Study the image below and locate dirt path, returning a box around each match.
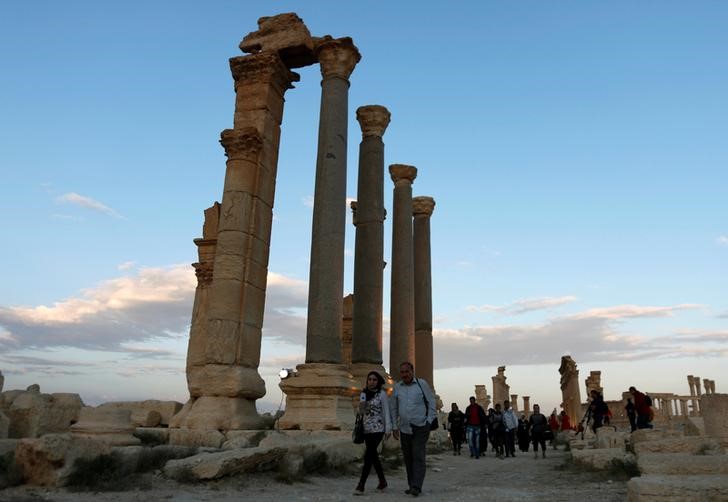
[3,447,628,501]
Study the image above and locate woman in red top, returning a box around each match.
[559,411,571,431]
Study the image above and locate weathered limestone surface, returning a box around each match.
[168,428,225,448]
[14,433,111,487]
[633,437,724,455]
[4,389,83,438]
[684,416,706,436]
[134,427,170,446]
[571,447,637,471]
[628,474,728,501]
[559,356,582,427]
[413,196,435,391]
[164,445,287,480]
[0,411,8,439]
[596,427,629,449]
[70,407,140,446]
[637,452,728,475]
[97,400,183,427]
[491,366,510,407]
[701,393,728,447]
[630,428,682,445]
[239,12,315,68]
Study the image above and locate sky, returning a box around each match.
[1,1,727,416]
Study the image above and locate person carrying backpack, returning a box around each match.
[629,386,654,430]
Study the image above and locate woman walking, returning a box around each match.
[447,402,466,455]
[355,371,392,495]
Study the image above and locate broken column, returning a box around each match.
[389,164,417,373]
[279,36,361,430]
[510,394,519,413]
[491,366,510,407]
[475,385,491,410]
[413,196,436,390]
[174,14,310,431]
[559,356,582,426]
[523,396,531,417]
[350,105,390,385]
[585,370,602,396]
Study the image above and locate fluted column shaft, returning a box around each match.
[413,196,435,388]
[306,38,360,363]
[389,164,417,372]
[351,105,390,366]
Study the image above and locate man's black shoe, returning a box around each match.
[411,488,421,497]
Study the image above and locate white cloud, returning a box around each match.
[717,235,728,246]
[565,304,702,321]
[467,296,577,315]
[302,195,314,208]
[57,192,125,219]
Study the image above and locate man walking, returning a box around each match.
[391,362,437,497]
[502,400,518,458]
[464,396,486,458]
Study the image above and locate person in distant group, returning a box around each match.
[502,400,518,458]
[625,398,637,432]
[391,362,437,497]
[447,402,465,456]
[529,404,549,459]
[547,410,560,449]
[479,410,490,456]
[559,410,571,431]
[629,386,654,430]
[490,405,506,459]
[354,371,391,494]
[464,396,487,459]
[588,390,609,433]
[517,414,530,452]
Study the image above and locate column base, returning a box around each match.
[168,396,265,431]
[278,363,358,430]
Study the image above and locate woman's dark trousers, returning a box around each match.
[359,432,385,486]
[532,432,546,452]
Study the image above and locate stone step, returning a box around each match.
[627,474,728,501]
[637,452,728,476]
[634,437,724,456]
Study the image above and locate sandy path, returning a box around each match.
[3,447,628,501]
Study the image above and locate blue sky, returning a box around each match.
[1,1,726,414]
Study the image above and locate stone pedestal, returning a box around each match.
[278,364,359,430]
[702,393,728,447]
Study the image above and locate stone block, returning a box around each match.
[96,400,182,427]
[634,437,724,455]
[571,447,637,471]
[685,416,706,436]
[221,430,267,450]
[637,452,728,475]
[627,474,728,501]
[702,394,728,447]
[239,13,315,68]
[70,407,140,446]
[6,390,83,438]
[14,433,111,487]
[596,427,629,449]
[630,428,681,445]
[134,427,170,446]
[163,445,285,481]
[168,428,225,448]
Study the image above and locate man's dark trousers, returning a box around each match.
[401,424,430,491]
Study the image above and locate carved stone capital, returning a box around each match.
[412,196,435,217]
[356,105,390,138]
[229,53,300,93]
[193,261,214,287]
[220,128,262,161]
[315,36,361,81]
[389,164,417,185]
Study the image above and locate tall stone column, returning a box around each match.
[350,105,391,387]
[559,356,582,425]
[389,164,417,373]
[413,196,436,391]
[510,394,519,413]
[523,396,531,418]
[695,376,703,414]
[279,37,361,430]
[688,375,698,416]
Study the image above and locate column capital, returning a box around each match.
[389,164,417,185]
[230,53,300,93]
[315,36,361,81]
[356,105,391,138]
[412,196,436,217]
[220,128,263,161]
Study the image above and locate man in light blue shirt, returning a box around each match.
[391,361,436,497]
[502,399,519,458]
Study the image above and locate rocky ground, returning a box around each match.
[1,446,628,501]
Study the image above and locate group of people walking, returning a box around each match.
[447,399,566,459]
[353,364,656,497]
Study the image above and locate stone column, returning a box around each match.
[341,294,354,367]
[559,356,582,425]
[389,164,417,373]
[688,375,698,416]
[523,396,531,417]
[279,37,361,430]
[695,376,703,415]
[680,398,688,416]
[703,378,711,395]
[492,366,510,407]
[475,385,490,410]
[413,196,436,390]
[702,394,728,447]
[350,105,391,387]
[510,394,519,413]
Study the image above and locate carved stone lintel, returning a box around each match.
[412,196,436,217]
[229,53,300,93]
[389,164,417,185]
[220,128,263,161]
[356,105,391,138]
[315,36,361,81]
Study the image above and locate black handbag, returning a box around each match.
[353,414,365,444]
[415,379,439,431]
